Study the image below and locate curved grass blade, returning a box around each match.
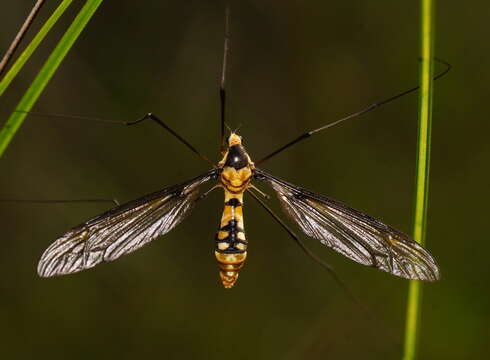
[0,0,104,158]
[0,0,74,97]
[403,0,436,359]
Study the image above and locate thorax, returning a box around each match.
[218,144,254,193]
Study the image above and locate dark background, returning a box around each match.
[0,1,488,359]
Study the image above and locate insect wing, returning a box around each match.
[38,169,218,277]
[254,169,439,281]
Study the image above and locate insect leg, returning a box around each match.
[248,184,270,200]
[256,58,452,165]
[247,189,401,343]
[197,184,222,201]
[0,198,120,206]
[247,189,354,298]
[127,113,215,166]
[15,110,215,167]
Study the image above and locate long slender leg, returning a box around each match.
[247,189,400,342]
[15,110,215,167]
[219,5,230,154]
[248,184,270,199]
[0,0,46,77]
[256,58,452,165]
[0,198,119,206]
[127,113,215,166]
[246,189,357,301]
[197,184,221,201]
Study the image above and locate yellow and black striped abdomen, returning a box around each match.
[215,194,248,288]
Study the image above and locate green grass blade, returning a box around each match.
[0,0,74,97]
[403,0,436,359]
[0,0,103,158]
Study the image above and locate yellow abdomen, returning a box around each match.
[215,252,247,288]
[215,192,248,288]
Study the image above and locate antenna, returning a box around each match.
[220,5,230,153]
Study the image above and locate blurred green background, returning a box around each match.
[0,1,488,359]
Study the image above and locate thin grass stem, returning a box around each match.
[0,0,103,158]
[403,0,436,359]
[0,0,74,97]
[0,0,47,78]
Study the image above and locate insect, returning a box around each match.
[36,9,445,288]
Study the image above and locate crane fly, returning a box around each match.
[36,8,445,288]
[37,131,440,286]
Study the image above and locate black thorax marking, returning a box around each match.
[224,145,249,170]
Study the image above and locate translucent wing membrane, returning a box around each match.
[38,170,218,277]
[254,169,439,281]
